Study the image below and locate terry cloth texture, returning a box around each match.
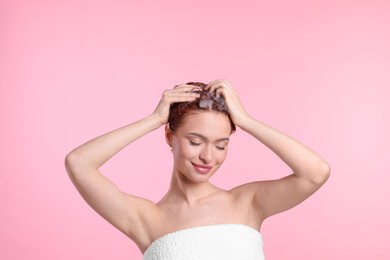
[143,224,264,260]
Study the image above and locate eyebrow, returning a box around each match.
[187,132,230,142]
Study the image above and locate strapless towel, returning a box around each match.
[143,224,264,260]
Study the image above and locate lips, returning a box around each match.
[191,162,213,174]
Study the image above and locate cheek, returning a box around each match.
[216,151,228,163]
[172,140,197,159]
[215,145,229,163]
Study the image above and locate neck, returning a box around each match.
[164,169,218,206]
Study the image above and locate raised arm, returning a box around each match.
[205,80,331,219]
[65,85,200,243]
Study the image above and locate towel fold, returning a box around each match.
[143,224,264,260]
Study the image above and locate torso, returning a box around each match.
[136,187,263,253]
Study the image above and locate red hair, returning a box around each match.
[168,82,236,134]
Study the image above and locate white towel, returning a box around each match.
[143,224,264,260]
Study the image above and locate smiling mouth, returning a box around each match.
[191,162,213,174]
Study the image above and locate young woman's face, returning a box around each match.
[169,111,232,183]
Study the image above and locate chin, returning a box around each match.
[182,171,214,184]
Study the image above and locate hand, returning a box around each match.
[151,84,200,126]
[205,79,251,127]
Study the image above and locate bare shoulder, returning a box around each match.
[229,181,267,201]
[225,183,266,226]
[229,173,329,219]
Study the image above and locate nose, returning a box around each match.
[199,144,213,164]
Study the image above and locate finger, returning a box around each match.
[206,79,232,93]
[204,79,224,90]
[208,79,232,87]
[171,92,201,98]
[173,83,185,89]
[207,79,225,86]
[163,90,200,105]
[173,84,202,92]
[169,95,200,106]
[174,83,201,88]
[215,87,224,98]
[170,96,200,104]
[207,83,224,94]
[164,91,200,100]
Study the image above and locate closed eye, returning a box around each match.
[215,145,226,150]
[189,140,201,146]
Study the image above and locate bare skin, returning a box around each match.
[65,80,330,253]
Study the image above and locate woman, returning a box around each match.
[65,79,330,259]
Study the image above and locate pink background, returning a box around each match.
[1,0,389,259]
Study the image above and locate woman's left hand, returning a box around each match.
[205,79,251,128]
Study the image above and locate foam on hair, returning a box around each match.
[168,82,236,134]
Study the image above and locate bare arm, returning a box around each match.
[66,115,161,171]
[206,80,330,219]
[65,85,200,241]
[65,115,163,236]
[236,117,330,218]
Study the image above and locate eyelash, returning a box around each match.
[189,141,201,146]
[189,141,225,150]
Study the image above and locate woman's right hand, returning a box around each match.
[151,84,200,126]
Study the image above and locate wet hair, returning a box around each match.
[168,82,236,134]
